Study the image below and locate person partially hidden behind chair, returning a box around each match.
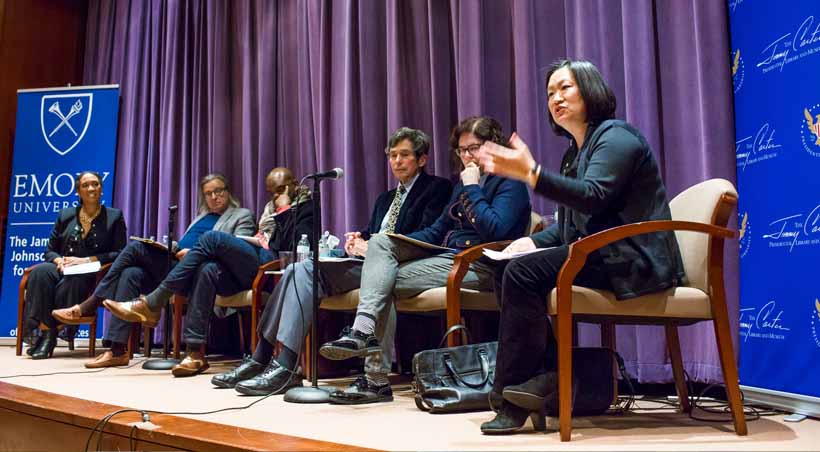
[211,126,453,397]
[474,59,686,434]
[103,168,312,377]
[317,116,532,404]
[23,171,126,360]
[52,173,255,368]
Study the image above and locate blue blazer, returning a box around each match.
[362,171,453,239]
[409,175,531,249]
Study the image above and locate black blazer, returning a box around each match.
[530,119,686,300]
[44,206,127,265]
[267,198,315,253]
[362,171,453,239]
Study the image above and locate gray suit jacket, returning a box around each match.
[183,206,256,238]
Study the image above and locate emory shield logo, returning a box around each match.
[40,93,93,156]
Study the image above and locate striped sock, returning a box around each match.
[352,313,376,335]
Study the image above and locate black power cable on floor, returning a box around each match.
[0,357,148,379]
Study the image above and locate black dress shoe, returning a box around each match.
[234,361,302,396]
[26,334,45,357]
[480,401,546,435]
[329,376,393,405]
[319,326,380,361]
[211,357,265,388]
[31,329,57,360]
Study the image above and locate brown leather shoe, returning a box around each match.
[85,350,130,368]
[103,297,160,328]
[52,305,95,325]
[171,352,210,378]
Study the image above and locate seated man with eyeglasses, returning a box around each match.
[53,173,256,369]
[318,116,531,405]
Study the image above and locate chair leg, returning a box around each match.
[15,296,25,357]
[89,317,97,357]
[303,333,314,381]
[711,305,748,435]
[556,311,574,442]
[144,327,153,358]
[237,312,246,355]
[665,323,691,413]
[128,324,138,360]
[173,299,183,360]
[601,321,619,404]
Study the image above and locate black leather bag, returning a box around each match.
[412,325,496,413]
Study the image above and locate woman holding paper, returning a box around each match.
[476,59,686,434]
[23,171,126,360]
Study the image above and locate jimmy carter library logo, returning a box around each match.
[738,212,751,258]
[732,49,744,93]
[802,104,820,157]
[735,121,783,170]
[739,299,790,343]
[763,203,820,252]
[40,93,93,156]
[811,299,820,349]
[756,14,820,74]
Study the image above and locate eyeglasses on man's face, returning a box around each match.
[454,142,483,156]
[204,187,227,198]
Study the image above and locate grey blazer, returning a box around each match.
[184,206,256,238]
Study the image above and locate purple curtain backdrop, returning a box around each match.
[83,0,738,384]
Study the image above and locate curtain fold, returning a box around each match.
[84,0,737,383]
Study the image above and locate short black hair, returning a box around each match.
[545,59,617,138]
[75,171,102,190]
[448,116,507,150]
[385,127,430,159]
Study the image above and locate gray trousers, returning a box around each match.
[256,258,397,375]
[356,234,496,377]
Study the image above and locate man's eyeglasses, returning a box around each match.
[204,187,227,198]
[454,142,483,156]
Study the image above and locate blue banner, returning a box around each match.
[1,85,120,341]
[728,1,820,410]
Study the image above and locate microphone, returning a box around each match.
[306,168,344,180]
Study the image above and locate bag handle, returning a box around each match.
[438,324,470,348]
[443,348,490,388]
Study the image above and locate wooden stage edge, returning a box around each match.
[0,381,379,452]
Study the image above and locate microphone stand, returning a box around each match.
[143,205,181,370]
[284,177,336,403]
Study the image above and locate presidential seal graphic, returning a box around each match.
[811,299,820,349]
[731,49,744,93]
[738,212,751,258]
[40,93,93,156]
[802,104,820,158]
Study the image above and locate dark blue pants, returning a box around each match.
[94,241,172,343]
[159,230,272,345]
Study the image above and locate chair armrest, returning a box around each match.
[253,259,281,291]
[444,240,511,346]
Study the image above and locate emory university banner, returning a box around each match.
[727,1,820,415]
[1,85,120,341]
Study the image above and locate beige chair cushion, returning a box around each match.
[215,290,270,308]
[320,288,499,312]
[547,286,712,320]
[669,178,737,293]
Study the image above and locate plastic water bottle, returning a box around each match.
[296,234,310,262]
[319,231,330,257]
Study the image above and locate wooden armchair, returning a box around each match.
[544,178,745,441]
[16,263,112,357]
[166,259,280,358]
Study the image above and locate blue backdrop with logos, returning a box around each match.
[728,0,820,411]
[1,85,120,341]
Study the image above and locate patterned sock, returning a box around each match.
[351,313,376,335]
[145,286,173,311]
[366,373,390,387]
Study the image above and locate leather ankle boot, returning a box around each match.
[26,334,45,356]
[480,401,546,434]
[31,329,57,360]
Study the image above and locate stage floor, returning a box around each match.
[1,344,818,451]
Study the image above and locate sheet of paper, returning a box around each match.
[129,235,169,252]
[482,247,551,261]
[236,235,262,247]
[385,233,457,252]
[62,260,102,275]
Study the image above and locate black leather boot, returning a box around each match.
[31,329,57,360]
[480,401,546,434]
[26,334,45,356]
